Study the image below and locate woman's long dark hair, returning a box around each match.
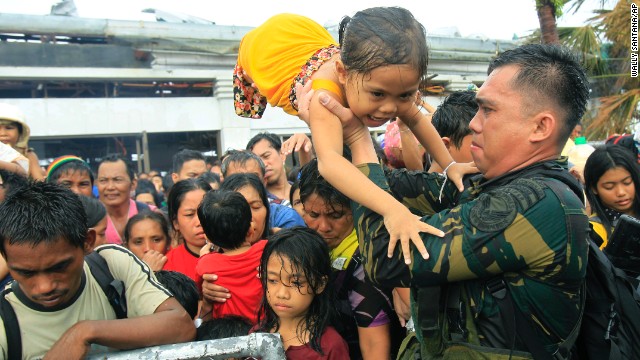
[220,173,271,239]
[167,178,211,237]
[584,145,640,236]
[256,227,334,355]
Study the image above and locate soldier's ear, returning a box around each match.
[529,111,556,143]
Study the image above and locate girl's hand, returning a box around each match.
[383,203,443,264]
[445,161,478,192]
[201,274,231,303]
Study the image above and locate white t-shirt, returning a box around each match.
[0,245,171,359]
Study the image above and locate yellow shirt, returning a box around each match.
[329,229,359,271]
[238,13,337,115]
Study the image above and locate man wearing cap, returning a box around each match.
[46,155,95,197]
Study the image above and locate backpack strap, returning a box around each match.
[85,251,127,319]
[0,287,21,360]
[487,277,583,360]
[486,172,588,360]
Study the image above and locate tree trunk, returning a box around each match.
[537,2,560,44]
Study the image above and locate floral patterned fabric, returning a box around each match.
[288,45,341,112]
[233,63,268,118]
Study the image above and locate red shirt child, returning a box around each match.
[196,240,267,324]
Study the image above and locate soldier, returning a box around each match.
[314,44,590,359]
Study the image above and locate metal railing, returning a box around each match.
[87,333,285,360]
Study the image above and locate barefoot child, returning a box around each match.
[255,227,348,359]
[235,7,475,262]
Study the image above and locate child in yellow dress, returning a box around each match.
[234,7,476,262]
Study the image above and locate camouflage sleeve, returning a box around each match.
[387,168,459,217]
[354,163,585,289]
[410,176,585,287]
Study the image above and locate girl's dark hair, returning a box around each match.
[79,195,107,228]
[338,7,428,81]
[123,210,171,250]
[167,178,211,231]
[219,173,271,239]
[584,145,640,237]
[256,227,334,355]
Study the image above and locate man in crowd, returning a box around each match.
[97,154,147,244]
[171,149,207,183]
[246,132,291,206]
[427,90,476,173]
[0,181,195,359]
[317,44,590,358]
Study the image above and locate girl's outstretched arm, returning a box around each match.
[308,91,442,264]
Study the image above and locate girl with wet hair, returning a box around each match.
[235,7,475,263]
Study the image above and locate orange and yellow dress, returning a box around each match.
[234,13,340,118]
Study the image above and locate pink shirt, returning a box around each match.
[105,199,140,245]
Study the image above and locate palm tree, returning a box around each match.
[536,0,566,44]
[534,0,638,139]
[568,0,639,139]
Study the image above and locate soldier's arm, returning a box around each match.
[408,178,576,285]
[387,167,458,216]
[355,161,575,287]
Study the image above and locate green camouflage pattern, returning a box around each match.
[353,160,588,357]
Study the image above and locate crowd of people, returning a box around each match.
[0,5,639,360]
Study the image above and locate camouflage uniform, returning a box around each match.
[353,158,588,359]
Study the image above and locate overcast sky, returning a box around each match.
[0,0,607,40]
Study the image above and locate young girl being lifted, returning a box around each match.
[234,7,476,261]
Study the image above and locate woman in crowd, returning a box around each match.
[584,145,640,248]
[220,173,271,244]
[162,178,211,282]
[124,210,171,271]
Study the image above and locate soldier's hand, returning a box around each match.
[295,81,315,126]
